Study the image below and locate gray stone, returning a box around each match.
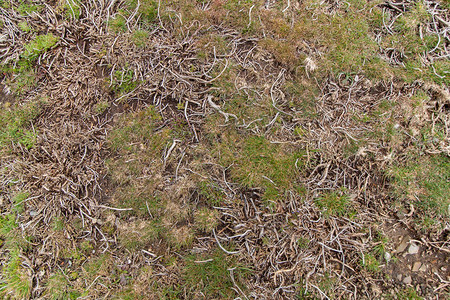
[396,236,410,253]
[412,262,421,272]
[408,242,420,255]
[419,264,427,272]
[120,273,127,285]
[403,276,412,284]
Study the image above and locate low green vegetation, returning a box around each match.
[197,181,226,206]
[361,252,381,273]
[22,33,59,62]
[11,191,29,214]
[18,21,31,32]
[361,231,389,273]
[194,208,219,233]
[1,33,58,94]
[106,105,168,213]
[1,248,32,299]
[109,0,158,32]
[94,100,110,114]
[0,214,32,299]
[44,272,77,300]
[0,102,41,151]
[396,287,424,300]
[63,0,82,19]
[16,0,43,15]
[183,250,248,299]
[314,190,355,218]
[390,154,449,221]
[127,0,158,27]
[132,30,150,47]
[109,68,140,97]
[215,133,306,203]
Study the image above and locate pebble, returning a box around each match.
[397,274,402,281]
[120,273,127,285]
[412,262,421,272]
[403,276,412,285]
[408,242,420,255]
[396,236,410,253]
[384,251,391,263]
[371,284,382,295]
[419,264,427,272]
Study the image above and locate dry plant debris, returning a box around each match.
[0,0,449,299]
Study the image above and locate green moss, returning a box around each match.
[45,272,76,300]
[194,208,219,233]
[18,21,31,32]
[360,253,380,273]
[296,237,310,249]
[197,181,226,206]
[94,101,110,114]
[183,250,248,299]
[216,133,305,202]
[109,68,140,97]
[11,192,29,214]
[127,0,158,27]
[315,190,355,218]
[132,30,149,47]
[22,33,59,62]
[109,13,127,32]
[17,1,42,15]
[0,248,32,299]
[0,102,41,150]
[390,154,449,220]
[51,216,64,231]
[64,0,82,19]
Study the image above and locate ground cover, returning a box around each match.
[0,0,449,298]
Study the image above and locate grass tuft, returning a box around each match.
[22,33,59,62]
[0,102,41,150]
[315,190,355,218]
[183,250,248,299]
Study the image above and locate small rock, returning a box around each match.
[408,242,420,255]
[371,284,382,296]
[412,262,421,272]
[29,210,38,217]
[396,236,410,253]
[403,276,412,284]
[419,264,427,272]
[120,273,127,285]
[384,251,391,263]
[397,274,403,281]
